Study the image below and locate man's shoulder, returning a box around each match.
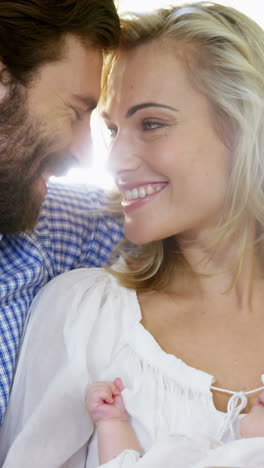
[42,182,107,211]
[0,183,123,271]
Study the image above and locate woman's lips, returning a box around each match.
[119,182,168,213]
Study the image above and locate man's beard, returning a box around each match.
[0,84,75,235]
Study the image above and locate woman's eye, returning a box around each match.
[143,120,164,130]
[107,126,118,138]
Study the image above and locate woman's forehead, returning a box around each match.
[105,44,195,110]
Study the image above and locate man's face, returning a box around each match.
[0,35,102,234]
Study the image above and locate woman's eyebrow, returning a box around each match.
[125,102,178,118]
[101,102,178,120]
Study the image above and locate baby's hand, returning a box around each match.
[86,377,128,425]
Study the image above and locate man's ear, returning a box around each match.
[0,60,11,100]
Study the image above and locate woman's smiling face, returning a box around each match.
[103,40,232,245]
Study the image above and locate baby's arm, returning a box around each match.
[86,378,143,465]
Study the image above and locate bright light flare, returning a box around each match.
[51,110,115,190]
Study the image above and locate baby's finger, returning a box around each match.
[114,377,125,392]
[92,383,115,404]
[100,389,114,404]
[110,380,121,397]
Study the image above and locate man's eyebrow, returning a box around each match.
[101,102,178,120]
[71,94,98,110]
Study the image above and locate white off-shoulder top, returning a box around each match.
[0,268,263,468]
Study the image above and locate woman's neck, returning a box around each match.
[176,223,263,310]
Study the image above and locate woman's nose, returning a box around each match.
[107,132,141,175]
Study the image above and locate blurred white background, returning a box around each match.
[53,0,264,189]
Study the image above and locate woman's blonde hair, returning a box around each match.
[103,2,264,292]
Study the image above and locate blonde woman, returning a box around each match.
[1,3,264,467]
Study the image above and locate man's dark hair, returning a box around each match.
[0,0,120,84]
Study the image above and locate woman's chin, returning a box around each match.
[125,227,159,246]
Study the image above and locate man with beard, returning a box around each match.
[0,0,123,424]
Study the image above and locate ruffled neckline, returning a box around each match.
[124,288,215,394]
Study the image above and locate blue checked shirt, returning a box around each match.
[0,183,123,424]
